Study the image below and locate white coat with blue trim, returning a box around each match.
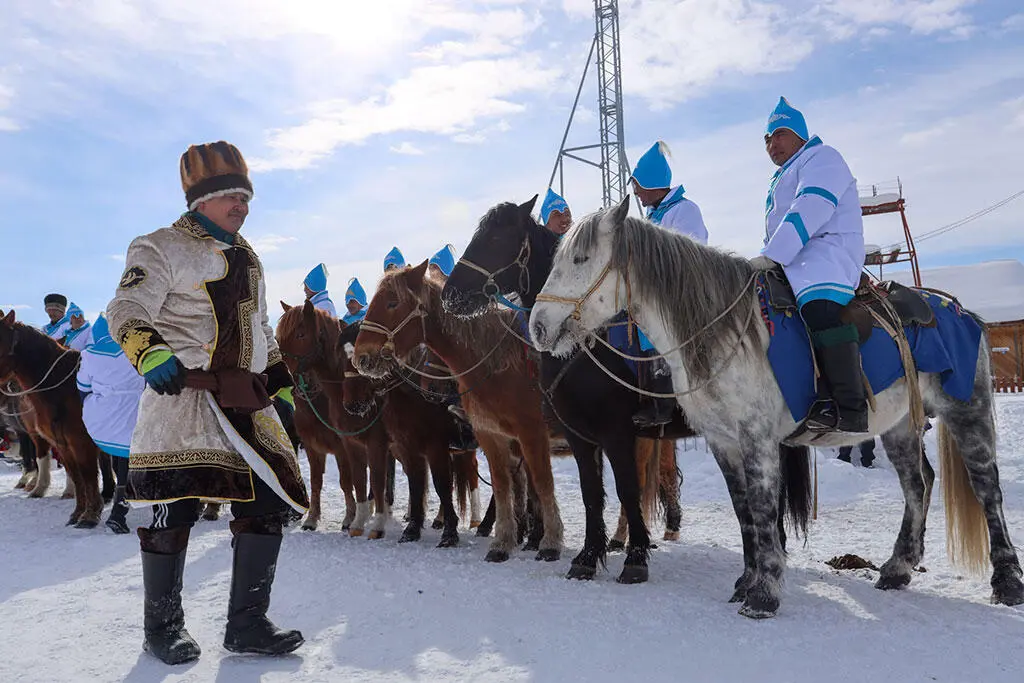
[762,136,864,308]
[77,344,145,458]
[310,290,337,318]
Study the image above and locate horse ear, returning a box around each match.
[281,300,292,313]
[519,194,539,217]
[404,260,429,289]
[1,309,14,325]
[301,298,315,326]
[610,194,630,225]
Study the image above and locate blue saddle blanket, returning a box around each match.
[517,311,641,378]
[756,278,983,423]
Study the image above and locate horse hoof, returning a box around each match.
[663,530,680,542]
[566,564,596,581]
[606,539,625,552]
[341,522,352,531]
[14,481,25,490]
[349,528,364,537]
[617,565,649,584]
[485,549,510,563]
[61,492,75,500]
[65,516,78,526]
[28,490,45,499]
[991,574,1024,606]
[874,573,911,591]
[74,519,99,529]
[739,590,779,619]
[535,548,560,562]
[437,534,459,549]
[399,529,421,543]
[102,493,114,505]
[367,529,385,540]
[431,519,444,530]
[728,589,747,603]
[301,523,317,531]
[738,603,777,619]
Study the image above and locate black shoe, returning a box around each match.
[223,533,304,655]
[106,486,131,534]
[141,546,201,665]
[804,340,868,434]
[632,360,675,428]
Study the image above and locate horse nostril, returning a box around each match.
[357,353,370,370]
[532,321,546,345]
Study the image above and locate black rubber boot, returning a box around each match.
[106,486,131,534]
[633,358,675,428]
[223,532,304,655]
[805,337,868,434]
[139,528,201,665]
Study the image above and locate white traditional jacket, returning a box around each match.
[762,136,865,308]
[77,338,145,458]
[309,290,337,318]
[107,213,308,512]
[648,186,709,245]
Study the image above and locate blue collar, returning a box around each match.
[647,186,687,224]
[342,309,366,325]
[88,334,123,357]
[44,314,70,336]
[64,323,90,343]
[187,211,237,245]
[766,136,823,217]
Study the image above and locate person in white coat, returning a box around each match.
[303,264,337,317]
[63,303,92,351]
[628,141,709,427]
[752,97,867,434]
[76,312,145,533]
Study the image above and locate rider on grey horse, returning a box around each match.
[629,141,709,428]
[752,97,868,434]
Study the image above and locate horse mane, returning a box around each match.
[567,210,757,380]
[379,269,525,374]
[7,321,78,380]
[472,202,523,240]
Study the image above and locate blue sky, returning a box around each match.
[2,0,1023,326]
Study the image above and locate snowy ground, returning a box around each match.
[2,400,1024,683]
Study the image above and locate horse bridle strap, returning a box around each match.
[535,260,615,322]
[457,235,531,307]
[358,305,428,356]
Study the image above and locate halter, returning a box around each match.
[357,304,428,359]
[456,235,532,312]
[534,260,620,324]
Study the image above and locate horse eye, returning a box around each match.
[386,300,398,310]
[296,331,305,339]
[573,255,589,265]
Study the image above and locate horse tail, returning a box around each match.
[453,451,471,521]
[780,444,811,539]
[938,421,990,574]
[635,439,660,526]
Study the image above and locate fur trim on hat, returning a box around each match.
[43,293,68,309]
[187,187,254,212]
[180,141,253,209]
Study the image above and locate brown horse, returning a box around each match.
[0,310,104,527]
[353,263,563,563]
[339,323,463,547]
[278,301,391,538]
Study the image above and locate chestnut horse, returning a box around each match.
[353,263,563,563]
[0,310,104,527]
[278,301,391,538]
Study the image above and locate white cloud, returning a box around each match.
[818,0,976,36]
[0,304,31,311]
[389,142,426,156]
[107,254,125,262]
[1002,13,1024,32]
[248,234,298,254]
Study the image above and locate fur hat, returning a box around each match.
[43,293,67,312]
[179,141,254,211]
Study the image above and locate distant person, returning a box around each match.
[303,263,337,317]
[42,293,71,342]
[383,247,405,272]
[342,278,367,325]
[540,189,572,236]
[63,303,92,351]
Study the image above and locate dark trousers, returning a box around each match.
[838,438,876,464]
[148,473,289,531]
[800,299,844,333]
[111,455,130,487]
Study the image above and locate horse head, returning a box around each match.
[443,195,556,317]
[275,299,336,377]
[530,196,630,357]
[354,261,429,378]
[337,322,376,417]
[0,310,19,378]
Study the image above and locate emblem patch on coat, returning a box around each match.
[119,266,147,289]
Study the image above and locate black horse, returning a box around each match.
[441,198,811,587]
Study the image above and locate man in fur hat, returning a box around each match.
[42,293,71,342]
[107,141,309,665]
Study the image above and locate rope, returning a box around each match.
[0,348,80,397]
[294,374,382,438]
[393,326,512,381]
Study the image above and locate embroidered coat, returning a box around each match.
[762,136,865,308]
[107,214,308,512]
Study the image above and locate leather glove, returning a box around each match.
[140,349,187,396]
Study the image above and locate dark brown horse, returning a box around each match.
[339,322,463,546]
[277,301,391,538]
[353,263,563,563]
[0,310,104,527]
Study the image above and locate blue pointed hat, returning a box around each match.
[92,312,109,339]
[428,244,457,277]
[67,302,84,318]
[88,312,122,355]
[630,141,673,190]
[383,246,405,271]
[540,188,569,224]
[345,277,367,307]
[766,97,808,141]
[304,263,329,293]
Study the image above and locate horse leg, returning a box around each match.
[659,440,682,541]
[302,447,326,531]
[99,450,115,503]
[348,445,372,537]
[707,443,757,603]
[477,494,496,537]
[523,470,545,552]
[15,432,36,489]
[468,461,483,529]
[476,432,515,562]
[733,439,785,619]
[398,452,426,543]
[74,441,104,528]
[427,444,460,548]
[606,434,651,584]
[875,419,931,591]
[201,501,222,521]
[28,446,51,497]
[366,436,391,540]
[939,387,1024,606]
[335,449,356,530]
[566,436,606,581]
[608,508,628,551]
[517,429,563,562]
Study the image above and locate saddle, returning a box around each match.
[763,267,935,342]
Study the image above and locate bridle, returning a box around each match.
[534,259,629,326]
[357,304,428,361]
[456,235,532,313]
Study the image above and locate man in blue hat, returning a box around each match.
[383,247,405,272]
[753,97,867,434]
[627,141,709,427]
[540,188,572,236]
[427,245,457,279]
[303,264,337,317]
[63,302,92,351]
[342,278,367,326]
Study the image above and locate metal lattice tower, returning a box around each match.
[548,0,630,209]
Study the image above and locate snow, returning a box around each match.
[3,400,1024,682]
[889,259,1024,323]
[860,192,901,208]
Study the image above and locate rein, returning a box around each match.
[457,235,533,313]
[0,333,80,397]
[294,372,382,438]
